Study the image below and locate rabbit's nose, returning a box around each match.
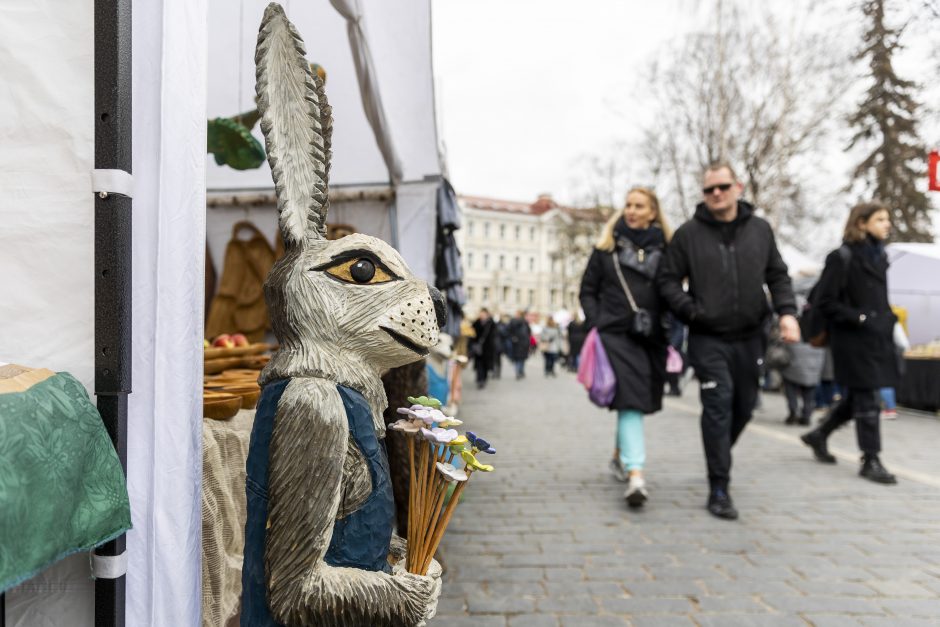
[428,286,447,329]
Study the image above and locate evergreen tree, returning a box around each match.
[847,0,934,242]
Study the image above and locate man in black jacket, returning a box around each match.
[659,163,799,520]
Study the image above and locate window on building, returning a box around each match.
[466,252,473,269]
[483,253,490,270]
[502,286,509,302]
[468,286,475,301]
[529,257,535,272]
[468,220,474,236]
[499,224,505,239]
[484,222,490,237]
[483,287,490,302]
[551,289,558,306]
[514,225,520,240]
[515,288,521,303]
[499,254,505,269]
[528,289,535,305]
[529,226,535,240]
[514,255,520,271]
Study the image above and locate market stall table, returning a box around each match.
[897,357,940,413]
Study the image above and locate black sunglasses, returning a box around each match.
[703,183,733,195]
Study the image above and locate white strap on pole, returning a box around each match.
[90,551,128,579]
[91,169,134,198]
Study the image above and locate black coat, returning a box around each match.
[506,317,531,361]
[579,237,666,414]
[816,239,898,389]
[471,318,497,367]
[659,201,796,340]
[567,320,588,358]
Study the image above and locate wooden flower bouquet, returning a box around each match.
[390,396,495,575]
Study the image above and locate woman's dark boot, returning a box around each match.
[800,429,837,464]
[859,454,897,484]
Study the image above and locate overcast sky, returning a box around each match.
[432,0,938,212]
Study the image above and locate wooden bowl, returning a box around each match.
[203,392,242,420]
[221,385,261,409]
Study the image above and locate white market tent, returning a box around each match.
[206,0,443,282]
[0,1,441,625]
[887,243,940,346]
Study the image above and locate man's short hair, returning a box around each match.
[703,161,738,182]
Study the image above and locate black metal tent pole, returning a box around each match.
[94,1,132,626]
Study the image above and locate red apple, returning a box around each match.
[231,333,249,347]
[213,334,235,348]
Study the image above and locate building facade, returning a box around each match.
[455,194,606,320]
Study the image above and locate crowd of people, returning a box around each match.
[468,162,904,521]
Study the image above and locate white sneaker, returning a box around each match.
[608,458,628,483]
[624,475,648,507]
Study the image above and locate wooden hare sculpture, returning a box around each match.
[240,4,445,625]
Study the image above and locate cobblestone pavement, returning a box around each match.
[429,361,940,627]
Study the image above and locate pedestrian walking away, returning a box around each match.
[507,310,531,379]
[470,308,497,390]
[539,317,563,377]
[566,316,588,372]
[801,203,900,484]
[782,341,825,425]
[658,162,799,520]
[580,186,671,508]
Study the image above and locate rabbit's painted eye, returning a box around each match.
[324,257,395,285]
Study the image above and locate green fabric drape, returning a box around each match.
[0,371,131,592]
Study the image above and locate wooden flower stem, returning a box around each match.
[416,482,448,571]
[408,439,429,573]
[415,444,447,569]
[407,436,416,563]
[421,474,472,575]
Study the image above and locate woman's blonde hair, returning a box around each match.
[843,202,889,243]
[595,187,672,251]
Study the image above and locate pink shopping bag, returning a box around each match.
[666,345,683,374]
[578,328,616,407]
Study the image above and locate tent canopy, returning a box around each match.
[207,0,440,191]
[887,243,940,346]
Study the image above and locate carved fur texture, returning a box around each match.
[251,4,443,626]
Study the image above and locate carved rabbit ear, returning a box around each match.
[255,3,333,247]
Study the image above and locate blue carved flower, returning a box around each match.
[466,431,496,454]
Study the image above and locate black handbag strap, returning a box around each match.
[611,252,639,313]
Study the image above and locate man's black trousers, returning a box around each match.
[817,388,881,455]
[688,333,764,492]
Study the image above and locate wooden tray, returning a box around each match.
[203,342,271,360]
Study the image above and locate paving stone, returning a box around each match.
[764,595,885,615]
[623,580,704,597]
[601,597,693,614]
[467,593,537,614]
[507,616,560,627]
[627,616,695,627]
[535,595,600,613]
[801,616,864,627]
[694,615,805,627]
[558,617,629,627]
[865,580,935,598]
[695,595,766,612]
[876,599,940,617]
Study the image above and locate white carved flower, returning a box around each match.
[435,462,468,482]
[437,417,463,428]
[390,418,422,434]
[420,427,459,443]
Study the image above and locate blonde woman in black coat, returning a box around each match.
[801,203,899,484]
[579,187,670,507]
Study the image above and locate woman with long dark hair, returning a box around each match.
[579,187,671,507]
[801,202,899,484]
